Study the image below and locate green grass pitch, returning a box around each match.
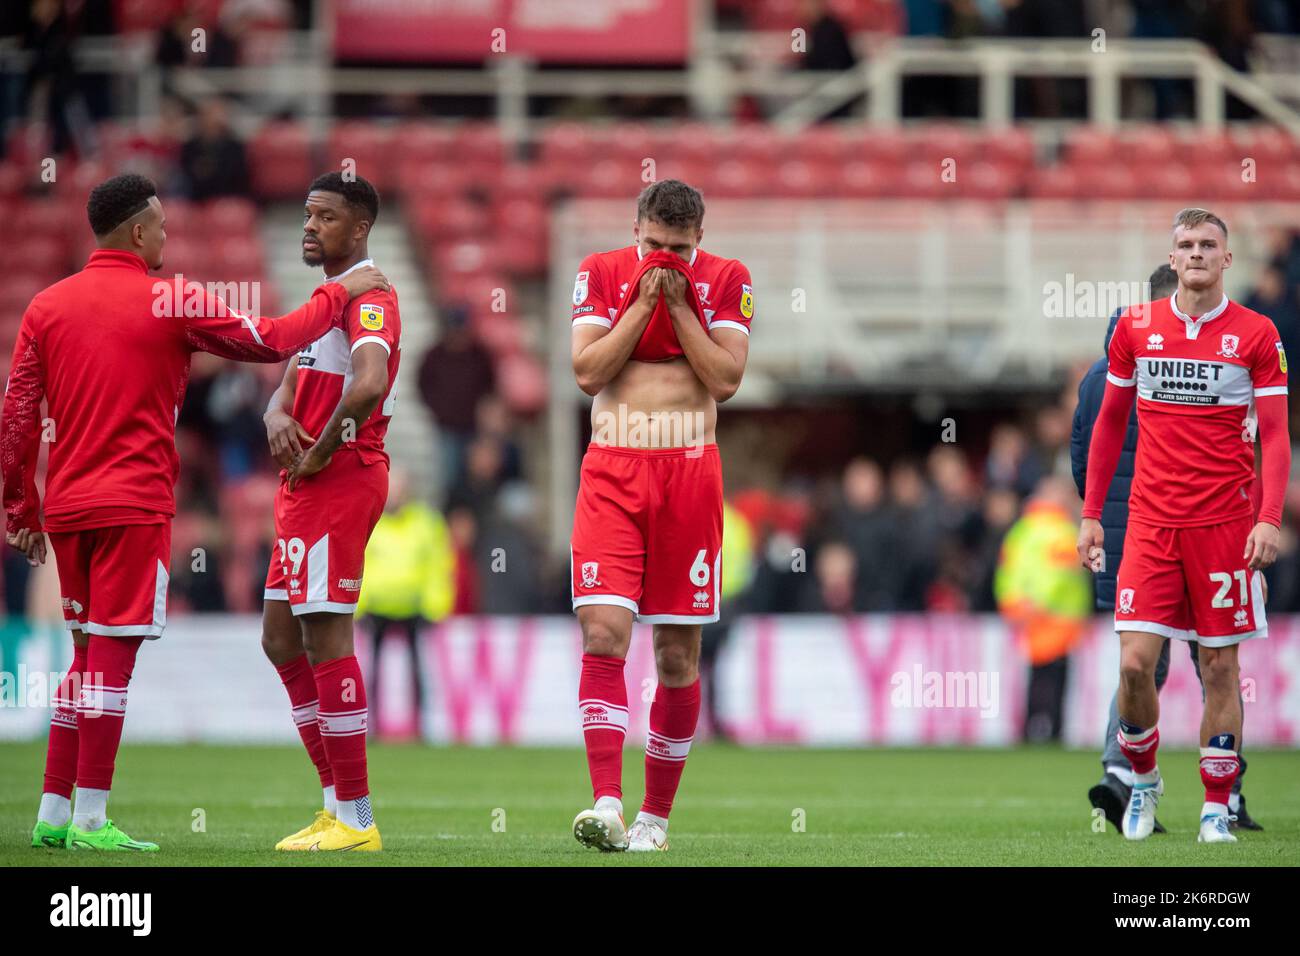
[2,742,1297,866]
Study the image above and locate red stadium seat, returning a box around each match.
[773,159,824,198]
[897,160,949,200]
[409,197,492,243]
[204,198,259,236]
[1120,126,1178,164]
[0,162,27,197]
[979,126,1036,170]
[836,159,892,197]
[1063,128,1117,166]
[471,312,526,356]
[959,160,1020,200]
[1027,164,1083,200]
[709,158,764,198]
[911,124,978,167]
[248,122,314,200]
[495,352,547,417]
[437,273,515,314]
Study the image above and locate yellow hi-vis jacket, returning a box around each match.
[994,501,1092,665]
[356,502,456,622]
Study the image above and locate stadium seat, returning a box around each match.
[836,159,892,197]
[248,122,314,199]
[409,197,492,243]
[494,352,547,416]
[1063,128,1117,166]
[204,198,259,236]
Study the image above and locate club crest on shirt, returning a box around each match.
[694,282,710,303]
[1278,341,1288,374]
[359,304,384,331]
[573,271,589,306]
[1117,588,1135,614]
[1217,334,1239,358]
[740,283,754,319]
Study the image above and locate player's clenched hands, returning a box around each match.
[639,267,663,309]
[6,528,46,567]
[659,268,688,309]
[287,445,332,492]
[1243,521,1280,570]
[265,407,315,470]
[1077,518,1104,572]
[336,265,390,300]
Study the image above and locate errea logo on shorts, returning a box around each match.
[693,590,710,609]
[1118,588,1136,614]
[1234,608,1249,628]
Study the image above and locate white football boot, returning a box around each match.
[625,818,669,852]
[1197,809,1238,844]
[573,806,628,852]
[1122,775,1163,841]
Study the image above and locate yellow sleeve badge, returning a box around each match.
[359,304,385,331]
[740,283,754,320]
[1278,341,1288,374]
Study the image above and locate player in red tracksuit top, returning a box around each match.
[1,173,389,852]
[1078,208,1290,845]
[569,180,753,852]
[259,173,400,852]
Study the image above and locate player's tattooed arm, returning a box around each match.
[571,268,660,395]
[287,343,389,490]
[661,270,748,402]
[264,357,315,470]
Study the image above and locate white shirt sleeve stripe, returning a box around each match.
[241,316,264,346]
[1106,372,1137,387]
[572,315,613,329]
[351,334,391,354]
[707,320,750,335]
[1254,386,1288,397]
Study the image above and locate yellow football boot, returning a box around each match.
[275,810,336,851]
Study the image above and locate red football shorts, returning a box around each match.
[570,443,723,624]
[48,521,172,639]
[1114,515,1267,647]
[263,452,388,615]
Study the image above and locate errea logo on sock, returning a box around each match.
[50,886,151,936]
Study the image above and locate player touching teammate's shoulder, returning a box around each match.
[345,283,401,354]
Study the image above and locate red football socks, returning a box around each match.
[75,635,143,791]
[642,678,700,819]
[579,653,629,801]
[313,656,369,801]
[275,653,334,789]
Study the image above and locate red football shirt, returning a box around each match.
[291,258,401,467]
[570,245,754,359]
[1100,294,1288,527]
[1,249,350,533]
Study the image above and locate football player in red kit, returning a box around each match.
[1078,208,1290,844]
[569,180,752,851]
[3,173,388,851]
[259,173,401,851]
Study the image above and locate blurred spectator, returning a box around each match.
[179,98,251,200]
[801,0,857,71]
[985,423,1044,497]
[798,540,858,613]
[22,0,94,157]
[471,483,545,613]
[447,506,481,614]
[995,475,1092,743]
[419,305,496,492]
[156,7,239,71]
[829,457,899,609]
[357,466,455,739]
[206,364,267,479]
[1244,263,1300,407]
[969,486,1022,612]
[885,459,939,609]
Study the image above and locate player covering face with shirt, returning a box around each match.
[567,180,753,852]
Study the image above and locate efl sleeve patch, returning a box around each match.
[359,304,384,331]
[740,283,754,319]
[1278,341,1288,374]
